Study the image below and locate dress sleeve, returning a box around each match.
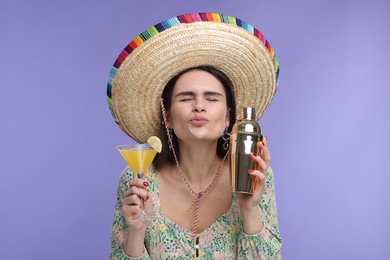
[237,167,283,259]
[110,167,151,260]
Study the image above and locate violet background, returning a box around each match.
[1,0,389,259]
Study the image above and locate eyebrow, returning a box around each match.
[174,91,224,98]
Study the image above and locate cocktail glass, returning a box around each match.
[116,143,157,221]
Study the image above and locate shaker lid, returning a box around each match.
[241,107,256,120]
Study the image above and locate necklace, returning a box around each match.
[174,151,228,242]
[160,98,229,242]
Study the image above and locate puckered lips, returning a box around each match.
[190,115,209,127]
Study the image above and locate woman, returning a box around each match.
[108,13,282,259]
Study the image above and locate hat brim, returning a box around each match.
[107,13,279,143]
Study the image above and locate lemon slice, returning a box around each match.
[147,136,162,153]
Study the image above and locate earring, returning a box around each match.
[222,126,229,151]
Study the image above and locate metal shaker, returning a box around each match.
[229,107,262,194]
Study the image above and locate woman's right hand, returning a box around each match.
[121,178,151,231]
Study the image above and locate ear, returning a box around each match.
[165,110,173,128]
[225,108,231,128]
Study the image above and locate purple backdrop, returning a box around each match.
[1,0,389,259]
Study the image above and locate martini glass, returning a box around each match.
[116,143,157,221]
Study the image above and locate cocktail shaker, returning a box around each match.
[229,107,262,194]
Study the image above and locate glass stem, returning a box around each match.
[140,172,146,216]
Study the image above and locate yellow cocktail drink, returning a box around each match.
[115,139,161,221]
[118,148,157,176]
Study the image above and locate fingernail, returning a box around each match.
[248,169,254,174]
[251,152,257,157]
[143,181,149,187]
[146,195,149,201]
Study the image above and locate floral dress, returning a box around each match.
[110,166,282,260]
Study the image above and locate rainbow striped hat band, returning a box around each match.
[108,13,279,143]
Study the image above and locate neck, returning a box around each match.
[177,141,222,190]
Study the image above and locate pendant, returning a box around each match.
[195,236,200,257]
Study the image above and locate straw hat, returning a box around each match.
[107,13,280,143]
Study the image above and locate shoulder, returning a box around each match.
[145,166,159,180]
[267,165,274,176]
[145,166,160,192]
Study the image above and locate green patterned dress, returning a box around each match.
[110,166,282,259]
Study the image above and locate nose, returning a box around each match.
[193,98,205,112]
[193,105,205,113]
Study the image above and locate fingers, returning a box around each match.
[121,178,151,221]
[258,136,271,164]
[124,179,149,199]
[248,137,270,195]
[249,147,270,173]
[122,179,149,207]
[123,202,143,218]
[129,178,150,189]
[122,193,146,207]
[247,168,266,196]
[248,169,266,181]
[248,136,271,180]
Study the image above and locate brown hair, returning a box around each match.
[153,66,236,169]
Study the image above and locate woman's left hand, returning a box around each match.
[237,136,270,213]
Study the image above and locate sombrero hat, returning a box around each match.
[107,13,280,143]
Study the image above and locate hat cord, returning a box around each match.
[159,98,228,243]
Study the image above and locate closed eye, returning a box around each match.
[205,92,223,102]
[175,91,194,102]
[175,91,224,102]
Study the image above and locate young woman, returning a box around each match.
[108,13,282,259]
